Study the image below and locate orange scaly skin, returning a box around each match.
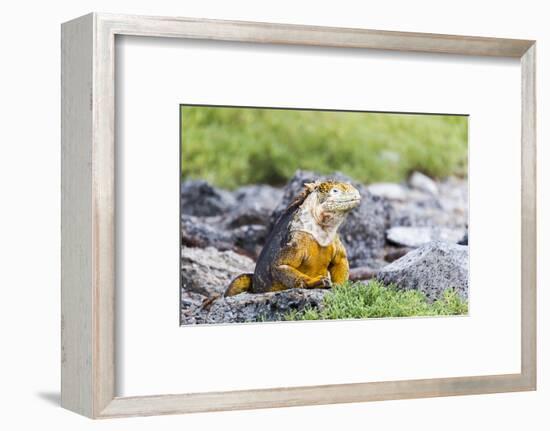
[270,231,348,291]
[225,181,360,296]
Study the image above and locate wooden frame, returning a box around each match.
[61,12,537,419]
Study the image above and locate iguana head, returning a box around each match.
[287,180,360,247]
[304,180,361,213]
[288,180,361,246]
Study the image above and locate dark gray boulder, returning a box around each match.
[181,214,235,251]
[181,179,236,216]
[224,207,272,229]
[226,185,283,229]
[181,214,268,259]
[181,246,255,297]
[204,289,327,324]
[339,191,389,269]
[377,241,468,301]
[231,224,269,259]
[234,184,284,215]
[269,170,389,268]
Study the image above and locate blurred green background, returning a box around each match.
[180,105,468,190]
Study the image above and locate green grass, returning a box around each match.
[181,106,468,189]
[283,280,468,321]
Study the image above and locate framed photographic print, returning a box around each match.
[61,13,536,418]
[179,105,470,325]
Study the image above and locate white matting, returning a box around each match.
[116,36,521,396]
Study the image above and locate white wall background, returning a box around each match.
[0,0,547,429]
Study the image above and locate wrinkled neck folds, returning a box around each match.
[289,192,348,247]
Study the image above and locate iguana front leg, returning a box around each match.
[273,264,331,289]
[271,241,330,290]
[328,238,349,285]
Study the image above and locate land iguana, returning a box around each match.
[225,180,361,296]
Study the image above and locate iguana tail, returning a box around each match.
[225,273,253,297]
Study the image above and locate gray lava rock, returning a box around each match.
[181,179,236,216]
[226,185,284,228]
[409,171,438,196]
[234,184,284,215]
[377,241,468,301]
[389,203,453,228]
[231,224,269,259]
[387,176,468,229]
[383,247,413,263]
[224,207,272,229]
[438,177,469,226]
[181,215,235,250]
[269,170,389,268]
[386,226,466,248]
[339,192,389,268]
[180,290,209,325]
[181,246,255,297]
[367,183,409,201]
[205,289,327,324]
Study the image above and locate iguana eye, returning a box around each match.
[331,188,339,194]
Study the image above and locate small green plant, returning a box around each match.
[283,280,468,321]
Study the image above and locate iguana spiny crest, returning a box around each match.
[225,180,360,296]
